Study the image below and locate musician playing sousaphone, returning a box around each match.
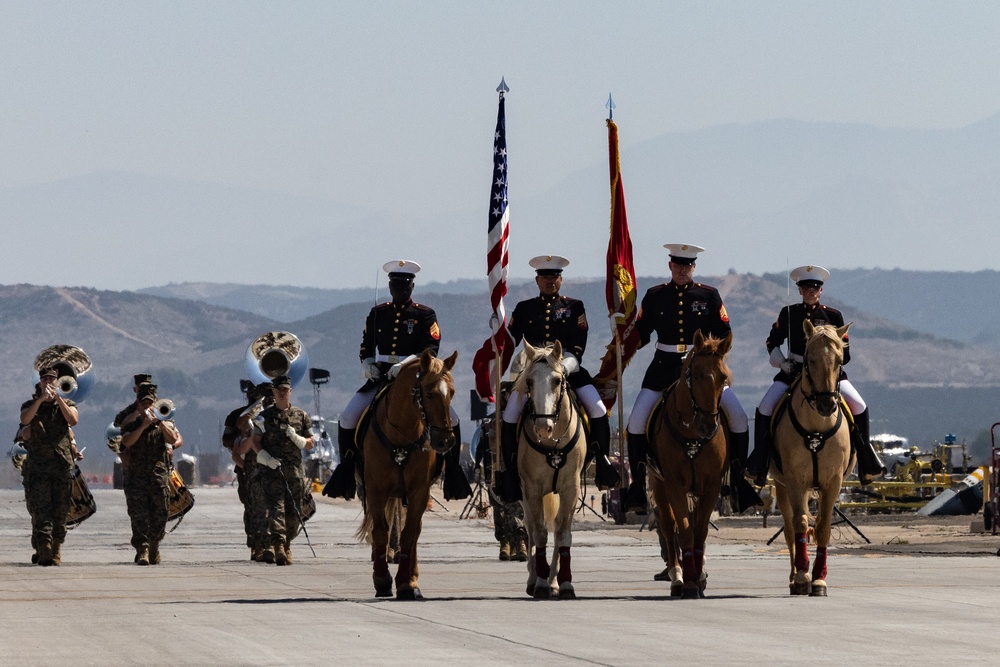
[119,383,182,566]
[324,259,471,501]
[224,380,272,561]
[19,367,82,566]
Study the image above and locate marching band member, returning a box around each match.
[119,383,182,565]
[747,265,885,485]
[623,244,759,514]
[223,381,271,561]
[19,367,81,566]
[498,255,619,502]
[325,260,470,501]
[247,375,313,566]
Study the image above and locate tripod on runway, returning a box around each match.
[766,503,869,545]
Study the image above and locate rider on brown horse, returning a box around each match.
[498,255,620,502]
[324,260,470,501]
[747,265,885,486]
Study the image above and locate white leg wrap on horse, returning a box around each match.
[340,389,376,429]
[839,380,866,414]
[721,387,749,432]
[502,390,527,424]
[627,389,662,434]
[575,384,607,418]
[758,381,790,417]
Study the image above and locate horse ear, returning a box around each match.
[551,340,563,359]
[717,332,733,356]
[803,319,816,338]
[837,322,852,340]
[419,348,433,369]
[443,350,458,372]
[693,330,705,349]
[523,339,537,359]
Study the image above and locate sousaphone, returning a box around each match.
[33,345,95,402]
[244,331,309,387]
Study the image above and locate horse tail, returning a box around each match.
[543,492,559,533]
[355,509,374,545]
[353,498,404,545]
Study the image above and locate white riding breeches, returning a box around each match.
[759,379,866,416]
[502,384,606,424]
[342,389,461,430]
[627,386,748,434]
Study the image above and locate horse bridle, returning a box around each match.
[372,368,454,469]
[523,368,567,427]
[662,362,722,462]
[800,344,843,412]
[521,362,581,492]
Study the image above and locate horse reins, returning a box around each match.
[786,348,846,489]
[655,363,723,483]
[521,367,582,494]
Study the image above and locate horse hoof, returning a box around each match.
[681,586,700,600]
[558,584,576,600]
[810,581,828,597]
[396,587,423,601]
[789,582,811,596]
[670,581,684,598]
[532,585,552,600]
[374,575,393,598]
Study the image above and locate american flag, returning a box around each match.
[472,83,515,401]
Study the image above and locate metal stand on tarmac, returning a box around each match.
[766,503,869,545]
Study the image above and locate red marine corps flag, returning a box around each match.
[472,79,515,401]
[593,101,641,410]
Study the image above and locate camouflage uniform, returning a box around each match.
[20,397,77,557]
[257,404,312,552]
[120,415,174,554]
[113,401,139,477]
[223,405,267,553]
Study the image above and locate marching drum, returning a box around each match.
[66,465,97,528]
[167,468,195,524]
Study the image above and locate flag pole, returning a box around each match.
[606,93,628,492]
[490,78,510,488]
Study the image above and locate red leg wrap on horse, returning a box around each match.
[394,552,411,586]
[373,552,389,577]
[681,549,697,583]
[794,532,810,572]
[812,546,828,581]
[534,548,550,579]
[557,547,572,584]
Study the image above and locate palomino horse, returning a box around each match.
[513,340,586,599]
[772,320,853,597]
[648,330,732,599]
[356,349,458,600]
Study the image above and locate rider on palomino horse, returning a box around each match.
[324,259,470,501]
[498,254,620,502]
[747,265,885,486]
[623,243,761,515]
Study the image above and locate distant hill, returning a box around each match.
[3,274,999,489]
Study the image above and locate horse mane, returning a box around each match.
[807,324,846,360]
[510,343,562,395]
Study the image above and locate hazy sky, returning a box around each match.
[2,2,999,289]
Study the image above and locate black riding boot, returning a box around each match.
[442,423,472,500]
[497,421,522,503]
[852,409,885,485]
[322,426,358,500]
[746,410,773,487]
[726,430,762,512]
[624,432,649,513]
[589,415,621,490]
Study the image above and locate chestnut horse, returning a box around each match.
[356,349,458,600]
[772,321,853,597]
[648,330,732,599]
[513,340,586,599]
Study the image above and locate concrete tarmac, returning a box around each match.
[2,486,998,666]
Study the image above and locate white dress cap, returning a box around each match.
[528,255,570,273]
[382,260,422,276]
[789,265,830,285]
[662,243,705,262]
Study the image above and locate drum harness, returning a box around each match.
[520,371,583,494]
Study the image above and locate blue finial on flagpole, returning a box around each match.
[497,77,509,97]
[606,93,616,120]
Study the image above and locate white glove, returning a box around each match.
[285,425,308,450]
[257,449,281,469]
[387,355,418,379]
[362,357,380,381]
[768,347,786,369]
[780,360,796,375]
[560,354,579,375]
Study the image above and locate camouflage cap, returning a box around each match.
[38,367,59,379]
[271,375,292,388]
[137,383,158,400]
[133,373,152,386]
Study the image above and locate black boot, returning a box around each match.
[746,410,773,487]
[442,423,472,500]
[322,426,358,500]
[727,430,762,512]
[497,421,522,503]
[624,432,648,513]
[852,409,885,485]
[588,415,621,490]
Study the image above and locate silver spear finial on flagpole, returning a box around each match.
[606,93,616,120]
[497,77,509,96]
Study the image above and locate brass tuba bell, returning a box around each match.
[34,345,94,402]
[244,331,309,387]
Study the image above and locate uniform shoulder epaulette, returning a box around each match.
[411,302,435,312]
[647,283,669,294]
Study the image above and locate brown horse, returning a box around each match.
[772,321,853,597]
[647,330,732,599]
[513,340,586,599]
[356,349,458,600]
